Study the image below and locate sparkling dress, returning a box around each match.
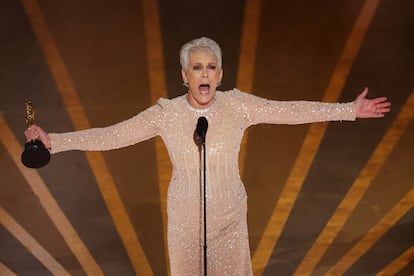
[49,89,355,275]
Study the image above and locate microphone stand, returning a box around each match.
[195,116,208,275]
[201,139,207,276]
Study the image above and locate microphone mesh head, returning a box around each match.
[196,117,208,143]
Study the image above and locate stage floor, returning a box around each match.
[1,0,413,275]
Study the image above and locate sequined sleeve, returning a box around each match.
[230,89,356,126]
[49,102,164,154]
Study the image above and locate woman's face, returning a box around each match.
[182,50,223,109]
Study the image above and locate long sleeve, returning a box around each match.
[49,102,164,154]
[229,89,356,127]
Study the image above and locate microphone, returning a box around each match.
[195,116,208,145]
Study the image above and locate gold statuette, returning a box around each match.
[25,101,35,127]
[21,101,50,168]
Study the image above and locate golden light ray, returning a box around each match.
[377,244,414,275]
[0,114,101,275]
[0,207,70,275]
[237,0,262,179]
[253,0,380,274]
[328,188,414,275]
[297,89,414,275]
[142,0,172,271]
[0,262,18,276]
[20,0,152,274]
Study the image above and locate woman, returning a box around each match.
[25,37,391,275]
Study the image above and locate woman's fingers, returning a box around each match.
[25,126,39,140]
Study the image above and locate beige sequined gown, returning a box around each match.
[50,89,355,275]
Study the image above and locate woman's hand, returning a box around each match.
[24,125,51,149]
[355,87,391,118]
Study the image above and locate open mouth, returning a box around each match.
[199,84,210,94]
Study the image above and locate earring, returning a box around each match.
[183,82,189,87]
[217,82,222,87]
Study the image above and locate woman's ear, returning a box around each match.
[181,69,188,84]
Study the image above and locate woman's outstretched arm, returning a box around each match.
[24,103,165,154]
[231,87,390,127]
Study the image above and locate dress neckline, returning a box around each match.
[183,93,217,114]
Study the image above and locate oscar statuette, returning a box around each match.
[21,101,50,168]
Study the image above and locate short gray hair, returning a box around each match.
[180,37,222,71]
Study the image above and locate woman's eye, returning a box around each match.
[208,65,216,70]
[193,65,201,70]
